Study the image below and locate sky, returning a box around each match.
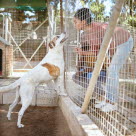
[103,0,114,16]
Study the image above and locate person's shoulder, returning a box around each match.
[114,26,129,34]
[92,22,108,29]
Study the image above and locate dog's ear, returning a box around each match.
[48,41,55,49]
[59,33,67,44]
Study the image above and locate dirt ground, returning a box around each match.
[0,105,72,136]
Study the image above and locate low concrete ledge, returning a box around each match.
[59,96,104,136]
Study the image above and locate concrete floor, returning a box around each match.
[0,105,72,136]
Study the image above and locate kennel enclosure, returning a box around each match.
[0,0,135,136]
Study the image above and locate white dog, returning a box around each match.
[0,33,67,128]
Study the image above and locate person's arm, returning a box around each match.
[74,47,96,56]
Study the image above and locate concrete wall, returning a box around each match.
[59,96,104,136]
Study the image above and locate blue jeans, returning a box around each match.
[72,70,106,94]
[105,37,133,103]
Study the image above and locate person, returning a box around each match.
[72,8,107,89]
[72,8,134,112]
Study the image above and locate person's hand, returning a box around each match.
[74,47,83,55]
[75,71,84,77]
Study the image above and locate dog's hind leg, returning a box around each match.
[7,86,20,120]
[17,84,35,128]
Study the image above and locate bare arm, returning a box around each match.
[74,47,96,56]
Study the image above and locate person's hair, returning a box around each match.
[74,8,92,24]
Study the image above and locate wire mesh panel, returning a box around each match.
[64,0,136,136]
[0,8,48,69]
[12,9,48,69]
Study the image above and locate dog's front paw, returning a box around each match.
[7,116,11,120]
[7,114,11,120]
[17,124,24,128]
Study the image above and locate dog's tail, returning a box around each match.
[0,80,20,93]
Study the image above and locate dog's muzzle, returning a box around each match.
[60,37,68,43]
[60,32,68,43]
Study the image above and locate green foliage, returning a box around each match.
[119,0,136,27]
[75,0,105,21]
[89,2,105,21]
[122,15,136,27]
